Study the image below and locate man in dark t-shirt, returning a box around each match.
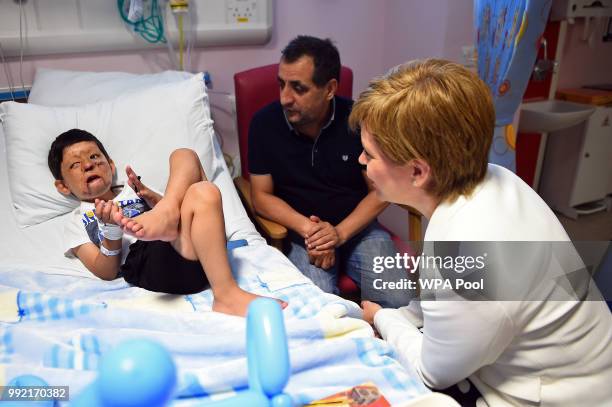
[248,35,411,307]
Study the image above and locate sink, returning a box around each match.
[518,100,596,133]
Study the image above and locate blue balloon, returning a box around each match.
[247,298,290,397]
[97,339,177,407]
[271,393,293,407]
[4,375,53,407]
[8,375,48,387]
[204,298,292,407]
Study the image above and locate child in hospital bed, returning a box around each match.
[48,128,283,317]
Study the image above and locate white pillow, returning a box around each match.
[0,75,220,227]
[28,68,193,106]
[24,68,262,245]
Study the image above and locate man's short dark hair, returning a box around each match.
[281,35,341,87]
[48,129,111,180]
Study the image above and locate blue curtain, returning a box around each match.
[475,0,552,171]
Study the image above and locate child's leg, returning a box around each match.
[117,149,205,241]
[116,148,285,316]
[172,181,280,316]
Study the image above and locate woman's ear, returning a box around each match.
[54,179,71,196]
[409,158,432,188]
[110,160,116,176]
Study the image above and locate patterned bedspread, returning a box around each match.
[0,243,429,405]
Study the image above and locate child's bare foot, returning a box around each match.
[113,198,180,241]
[212,287,288,317]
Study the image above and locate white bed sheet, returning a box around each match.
[0,124,263,277]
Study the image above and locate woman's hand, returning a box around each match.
[361,300,382,325]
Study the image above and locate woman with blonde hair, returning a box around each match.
[353,59,612,406]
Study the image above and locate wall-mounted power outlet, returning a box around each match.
[226,0,258,24]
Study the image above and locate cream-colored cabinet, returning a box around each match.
[539,106,612,218]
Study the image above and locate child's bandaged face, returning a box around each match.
[59,141,115,201]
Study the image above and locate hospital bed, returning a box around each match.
[0,69,451,406]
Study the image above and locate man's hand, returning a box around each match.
[361,300,382,325]
[126,165,162,207]
[305,215,341,250]
[299,216,338,270]
[299,217,318,239]
[94,199,121,226]
[308,247,336,270]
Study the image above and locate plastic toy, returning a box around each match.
[72,339,176,407]
[67,297,291,406]
[205,297,292,407]
[2,375,54,407]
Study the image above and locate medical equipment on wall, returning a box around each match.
[118,0,166,44]
[119,0,194,71]
[128,0,145,22]
[551,0,612,21]
[0,1,272,58]
[551,0,612,47]
[0,0,28,102]
[0,41,16,101]
[169,0,194,71]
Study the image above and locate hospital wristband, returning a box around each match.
[98,222,123,241]
[100,245,122,257]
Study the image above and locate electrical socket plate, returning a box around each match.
[226,0,258,24]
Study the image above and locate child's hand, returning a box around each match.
[126,165,162,207]
[95,199,120,226]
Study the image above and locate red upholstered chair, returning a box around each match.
[233,63,353,247]
[233,63,421,297]
[233,63,359,294]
